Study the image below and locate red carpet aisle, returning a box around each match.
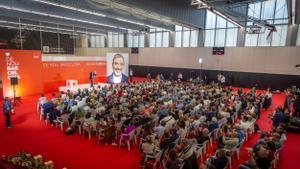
[0,91,300,169]
[231,91,300,169]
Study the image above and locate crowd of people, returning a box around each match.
[238,125,287,169]
[36,78,299,169]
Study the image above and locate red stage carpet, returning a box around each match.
[0,90,300,169]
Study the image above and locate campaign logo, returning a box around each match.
[5,52,20,79]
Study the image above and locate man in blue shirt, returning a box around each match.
[3,97,12,128]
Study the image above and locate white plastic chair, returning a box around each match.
[56,114,70,131]
[134,125,143,144]
[119,129,136,151]
[193,144,204,161]
[144,150,163,169]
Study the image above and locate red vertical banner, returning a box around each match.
[0,50,43,98]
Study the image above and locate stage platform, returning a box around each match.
[58,83,109,92]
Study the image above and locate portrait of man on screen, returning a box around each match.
[107,53,128,84]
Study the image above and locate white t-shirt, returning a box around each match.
[113,75,122,83]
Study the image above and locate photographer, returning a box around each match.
[3,97,13,128]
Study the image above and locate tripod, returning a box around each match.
[11,80,21,106]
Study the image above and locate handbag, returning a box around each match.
[9,108,16,115]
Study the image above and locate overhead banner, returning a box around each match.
[106,53,129,84]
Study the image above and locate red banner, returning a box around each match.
[0,50,43,98]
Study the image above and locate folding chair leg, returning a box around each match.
[127,141,130,151]
[228,156,232,169]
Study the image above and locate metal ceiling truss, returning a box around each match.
[89,0,194,30]
[0,15,107,36]
[191,0,244,28]
[0,0,148,34]
[191,0,279,31]
[32,0,174,31]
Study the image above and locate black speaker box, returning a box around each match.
[10,77,18,85]
[131,47,139,54]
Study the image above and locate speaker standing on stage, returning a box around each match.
[129,69,133,82]
[3,97,12,128]
[89,71,97,87]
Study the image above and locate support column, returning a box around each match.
[198,29,204,47]
[236,28,246,47]
[169,31,175,47]
[286,24,299,46]
[144,33,149,47]
[124,34,128,47]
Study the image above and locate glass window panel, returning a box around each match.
[183,30,190,47]
[296,26,300,46]
[89,36,95,48]
[258,29,271,46]
[226,28,237,47]
[275,0,288,19]
[261,0,275,20]
[175,31,182,47]
[216,16,227,29]
[118,34,124,47]
[133,35,139,47]
[271,25,287,46]
[150,28,156,32]
[127,34,133,47]
[149,33,156,47]
[183,27,190,31]
[95,36,100,47]
[190,30,198,47]
[113,34,119,47]
[108,32,113,47]
[206,10,216,29]
[215,29,226,47]
[248,2,261,18]
[297,26,300,46]
[274,0,288,24]
[100,36,105,47]
[139,34,145,47]
[274,19,288,24]
[156,31,162,47]
[204,29,215,47]
[227,21,237,28]
[162,32,169,47]
[245,33,258,46]
[175,25,182,31]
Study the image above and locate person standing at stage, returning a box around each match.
[89,71,97,87]
[3,97,12,128]
[129,69,133,82]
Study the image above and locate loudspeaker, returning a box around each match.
[131,47,139,54]
[10,77,18,85]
